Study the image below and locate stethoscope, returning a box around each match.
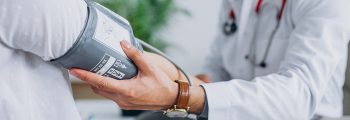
[223,0,287,68]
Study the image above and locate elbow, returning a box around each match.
[277,67,322,119]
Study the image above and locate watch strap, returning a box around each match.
[175,80,190,109]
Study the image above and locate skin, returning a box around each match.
[70,40,206,114]
[196,74,210,83]
[145,52,208,86]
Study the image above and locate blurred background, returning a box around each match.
[71,0,350,120]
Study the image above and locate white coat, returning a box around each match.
[0,0,86,119]
[202,0,350,119]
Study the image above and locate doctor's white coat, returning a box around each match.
[202,0,350,119]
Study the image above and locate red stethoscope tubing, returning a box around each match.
[229,0,286,20]
[225,0,287,68]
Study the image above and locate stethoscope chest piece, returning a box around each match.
[223,9,237,35]
[223,18,237,35]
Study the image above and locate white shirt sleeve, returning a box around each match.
[0,0,87,61]
[202,0,350,119]
[202,0,232,82]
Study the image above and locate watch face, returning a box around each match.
[165,110,188,118]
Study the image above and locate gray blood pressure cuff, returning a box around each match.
[52,1,143,80]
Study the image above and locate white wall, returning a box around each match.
[160,0,223,74]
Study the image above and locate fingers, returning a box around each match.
[69,68,127,93]
[196,74,211,83]
[120,40,154,74]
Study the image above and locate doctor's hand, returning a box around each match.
[70,40,205,114]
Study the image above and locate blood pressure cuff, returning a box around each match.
[52,1,143,80]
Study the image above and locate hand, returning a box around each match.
[70,40,205,113]
[144,52,181,81]
[145,52,207,86]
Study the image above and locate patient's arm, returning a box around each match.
[145,52,206,86]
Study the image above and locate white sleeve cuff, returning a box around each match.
[201,82,233,120]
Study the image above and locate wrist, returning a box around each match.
[164,81,179,109]
[188,86,205,114]
[163,80,190,118]
[163,81,206,118]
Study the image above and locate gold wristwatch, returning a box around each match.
[164,80,190,118]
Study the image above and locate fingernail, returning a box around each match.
[69,69,79,77]
[121,40,131,49]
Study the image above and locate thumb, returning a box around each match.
[120,40,154,74]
